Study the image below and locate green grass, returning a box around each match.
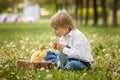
[0,22,120,80]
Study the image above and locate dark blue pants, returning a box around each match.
[44,50,91,70]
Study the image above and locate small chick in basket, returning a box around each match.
[30,44,47,62]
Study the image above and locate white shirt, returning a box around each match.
[59,28,93,62]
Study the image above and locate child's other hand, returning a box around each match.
[56,43,64,51]
[52,42,64,51]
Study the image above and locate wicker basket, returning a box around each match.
[17,60,54,70]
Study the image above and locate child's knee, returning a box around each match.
[64,61,84,70]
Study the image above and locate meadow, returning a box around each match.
[0,22,120,80]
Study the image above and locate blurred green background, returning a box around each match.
[0,0,120,26]
[0,0,120,80]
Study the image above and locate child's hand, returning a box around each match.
[52,42,57,49]
[52,42,64,51]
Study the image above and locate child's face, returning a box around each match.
[52,27,69,37]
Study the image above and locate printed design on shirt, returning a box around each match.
[65,45,71,48]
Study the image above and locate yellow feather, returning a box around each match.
[30,44,47,62]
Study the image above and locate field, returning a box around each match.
[0,22,120,80]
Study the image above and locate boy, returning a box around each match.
[44,10,93,71]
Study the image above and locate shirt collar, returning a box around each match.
[63,29,75,38]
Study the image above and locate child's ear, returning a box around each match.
[65,25,71,31]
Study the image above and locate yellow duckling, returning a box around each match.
[30,44,47,62]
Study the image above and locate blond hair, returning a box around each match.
[50,10,76,29]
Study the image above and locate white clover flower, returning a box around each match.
[46,74,53,79]
[38,75,41,78]
[54,67,57,70]
[19,40,24,44]
[1,47,4,49]
[104,53,110,59]
[11,72,15,75]
[118,49,120,53]
[48,43,53,46]
[11,44,16,48]
[89,39,94,43]
[4,64,9,68]
[40,67,45,71]
[97,56,100,59]
[102,49,106,52]
[10,42,14,45]
[93,33,97,38]
[21,45,25,50]
[50,36,56,41]
[4,40,7,43]
[25,49,29,52]
[46,69,49,73]
[24,56,28,59]
[30,49,36,54]
[114,45,118,48]
[0,64,3,68]
[25,37,29,41]
[6,44,10,48]
[113,72,118,77]
[83,72,87,76]
[16,75,20,79]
